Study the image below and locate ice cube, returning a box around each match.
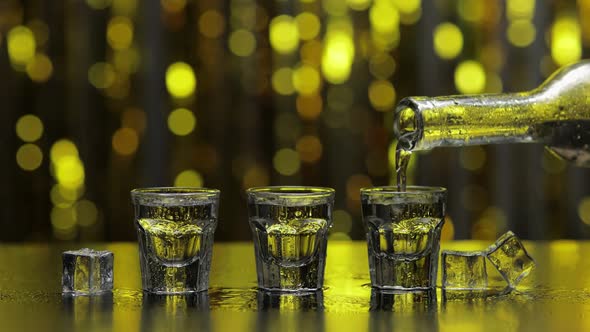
[266,219,326,266]
[486,231,535,288]
[62,248,114,295]
[441,250,487,289]
[375,217,438,257]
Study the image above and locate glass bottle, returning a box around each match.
[394,60,590,167]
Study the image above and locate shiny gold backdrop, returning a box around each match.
[2,0,590,241]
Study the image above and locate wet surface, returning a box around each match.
[0,241,589,330]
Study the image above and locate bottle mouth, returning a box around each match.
[394,98,423,150]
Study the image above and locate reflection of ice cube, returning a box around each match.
[442,250,487,290]
[62,248,113,295]
[486,231,535,288]
[376,217,439,257]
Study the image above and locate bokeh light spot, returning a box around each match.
[459,146,487,171]
[457,0,484,23]
[50,185,82,208]
[50,139,79,164]
[472,207,507,240]
[323,0,348,16]
[433,22,463,60]
[55,155,85,189]
[296,94,323,121]
[51,206,77,231]
[161,0,186,13]
[16,144,43,171]
[369,53,396,79]
[26,54,53,82]
[485,73,503,93]
[296,135,323,163]
[551,16,581,66]
[199,10,225,39]
[50,186,71,208]
[59,185,85,202]
[300,40,322,67]
[242,165,270,190]
[346,0,371,11]
[166,62,196,98]
[16,114,43,142]
[368,80,396,111]
[107,16,134,50]
[269,15,299,54]
[174,169,203,187]
[296,13,320,41]
[273,148,301,176]
[168,108,197,136]
[112,0,137,15]
[88,62,116,89]
[480,43,505,71]
[122,107,147,134]
[112,127,139,155]
[86,0,112,10]
[76,200,98,227]
[271,67,295,95]
[454,60,486,94]
[27,20,49,47]
[322,31,355,84]
[507,0,535,20]
[393,0,420,15]
[346,174,372,201]
[370,0,399,34]
[507,20,536,48]
[292,65,321,96]
[229,29,256,57]
[113,47,141,73]
[579,197,590,225]
[7,26,36,67]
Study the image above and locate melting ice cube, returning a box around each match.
[442,250,487,290]
[62,248,113,295]
[486,231,535,288]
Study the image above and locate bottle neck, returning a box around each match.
[394,91,552,151]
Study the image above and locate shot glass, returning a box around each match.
[361,186,446,290]
[247,186,335,292]
[131,187,220,294]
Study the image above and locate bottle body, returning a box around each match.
[394,61,590,167]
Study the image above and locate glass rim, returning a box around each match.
[246,186,335,197]
[131,187,220,198]
[360,185,446,195]
[247,186,335,206]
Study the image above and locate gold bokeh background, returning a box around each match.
[2,0,590,241]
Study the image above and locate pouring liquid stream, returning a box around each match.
[395,143,412,192]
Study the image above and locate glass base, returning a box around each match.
[257,286,321,294]
[143,289,207,295]
[62,289,112,296]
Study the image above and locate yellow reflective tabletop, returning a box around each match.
[0,241,587,331]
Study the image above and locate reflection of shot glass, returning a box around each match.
[257,290,324,311]
[361,186,446,290]
[131,188,220,294]
[247,186,335,292]
[369,289,436,312]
